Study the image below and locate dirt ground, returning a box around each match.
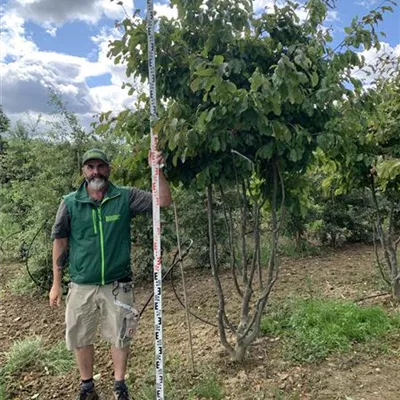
[1,244,400,400]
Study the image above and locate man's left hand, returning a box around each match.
[148,150,165,168]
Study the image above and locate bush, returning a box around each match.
[311,190,375,246]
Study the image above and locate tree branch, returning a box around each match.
[241,181,248,283]
[207,185,234,356]
[370,176,393,278]
[373,227,391,285]
[219,185,243,298]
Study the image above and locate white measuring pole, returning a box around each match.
[146,0,164,398]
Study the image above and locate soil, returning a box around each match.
[1,244,400,400]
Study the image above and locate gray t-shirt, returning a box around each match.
[52,187,152,239]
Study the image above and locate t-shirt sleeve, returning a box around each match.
[129,187,152,216]
[51,200,71,239]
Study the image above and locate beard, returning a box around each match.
[86,176,107,191]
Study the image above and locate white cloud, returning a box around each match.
[154,3,178,19]
[11,0,134,26]
[91,27,128,87]
[352,42,400,86]
[0,55,99,114]
[252,0,338,23]
[0,41,143,118]
[0,0,141,126]
[90,85,137,113]
[356,0,379,8]
[45,26,57,37]
[0,9,38,61]
[90,26,146,111]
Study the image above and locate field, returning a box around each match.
[1,244,400,400]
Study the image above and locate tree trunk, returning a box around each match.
[232,341,247,362]
[371,179,400,299]
[393,279,400,299]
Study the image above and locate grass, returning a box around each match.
[134,370,181,399]
[273,389,301,400]
[260,237,322,266]
[130,357,224,400]
[1,336,42,377]
[43,340,75,374]
[279,239,322,258]
[261,297,400,362]
[188,374,224,400]
[0,382,6,400]
[7,271,36,295]
[0,336,74,384]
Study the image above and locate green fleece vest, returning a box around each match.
[64,182,131,285]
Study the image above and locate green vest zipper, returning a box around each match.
[97,196,117,285]
[97,207,105,285]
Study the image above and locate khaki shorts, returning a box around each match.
[65,281,139,351]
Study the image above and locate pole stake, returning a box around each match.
[146,0,164,398]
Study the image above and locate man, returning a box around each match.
[49,148,172,400]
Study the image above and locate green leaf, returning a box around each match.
[170,118,178,131]
[210,137,220,151]
[190,77,203,92]
[201,47,209,58]
[272,121,291,142]
[206,108,216,122]
[212,55,224,65]
[257,143,274,159]
[311,71,319,88]
[250,71,263,91]
[289,149,297,161]
[196,169,209,188]
[187,130,198,150]
[271,101,282,116]
[196,69,215,77]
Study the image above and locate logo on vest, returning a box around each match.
[105,214,121,222]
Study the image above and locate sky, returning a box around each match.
[0,0,399,129]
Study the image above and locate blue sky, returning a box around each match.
[0,0,399,128]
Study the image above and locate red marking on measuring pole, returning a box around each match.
[146,0,164,398]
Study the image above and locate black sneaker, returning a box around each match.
[113,385,130,400]
[77,386,99,400]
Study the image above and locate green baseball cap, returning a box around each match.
[82,149,110,165]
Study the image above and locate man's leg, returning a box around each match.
[111,346,130,380]
[65,283,99,399]
[100,282,138,399]
[76,345,95,380]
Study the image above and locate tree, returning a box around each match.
[369,70,400,297]
[317,51,400,296]
[0,106,10,155]
[98,0,391,361]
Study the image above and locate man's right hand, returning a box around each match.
[49,284,62,308]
